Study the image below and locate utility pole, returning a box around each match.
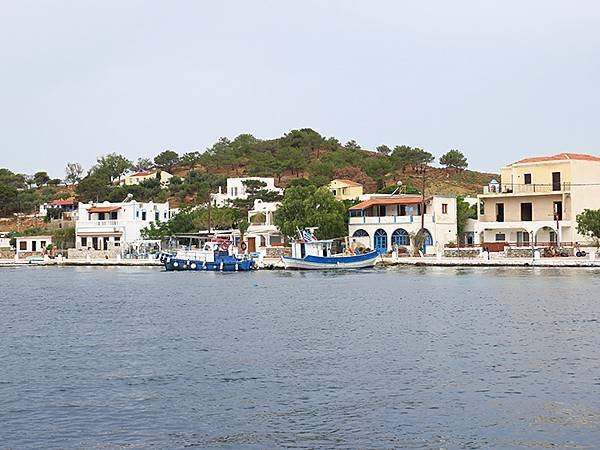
[208,198,212,234]
[420,167,426,232]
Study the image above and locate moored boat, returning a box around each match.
[281,229,379,270]
[160,237,255,272]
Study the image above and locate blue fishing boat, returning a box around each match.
[160,238,255,272]
[281,229,379,270]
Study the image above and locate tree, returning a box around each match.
[33,171,50,186]
[576,209,600,246]
[133,158,154,172]
[94,153,133,183]
[75,173,112,202]
[456,196,477,244]
[0,184,18,216]
[344,140,361,151]
[238,219,250,252]
[154,150,179,172]
[65,162,83,185]
[440,149,468,172]
[180,151,201,171]
[376,145,391,156]
[274,185,346,240]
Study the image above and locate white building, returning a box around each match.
[15,235,53,258]
[211,177,283,207]
[246,199,283,252]
[39,199,77,217]
[348,195,458,254]
[74,200,170,251]
[120,170,173,187]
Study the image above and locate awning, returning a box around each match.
[88,206,121,213]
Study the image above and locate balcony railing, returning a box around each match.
[483,182,571,195]
[349,214,435,225]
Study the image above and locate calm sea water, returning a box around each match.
[1,266,599,449]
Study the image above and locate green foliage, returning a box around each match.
[93,153,133,183]
[457,196,477,240]
[133,158,154,172]
[440,149,468,171]
[154,150,179,172]
[65,162,83,185]
[391,146,434,173]
[33,171,50,186]
[274,185,346,239]
[51,227,76,250]
[141,206,241,238]
[376,145,391,156]
[576,209,600,245]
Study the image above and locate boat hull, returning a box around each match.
[163,257,255,272]
[281,250,379,270]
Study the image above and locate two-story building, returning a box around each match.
[245,199,283,253]
[120,170,173,187]
[328,179,364,200]
[474,152,600,250]
[74,200,170,251]
[348,195,457,253]
[210,177,283,207]
[39,198,77,218]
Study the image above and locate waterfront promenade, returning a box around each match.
[2,255,600,268]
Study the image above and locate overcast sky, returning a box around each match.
[1,0,600,177]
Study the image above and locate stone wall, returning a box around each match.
[443,248,481,258]
[67,248,120,260]
[0,248,15,259]
[505,247,534,258]
[265,246,291,258]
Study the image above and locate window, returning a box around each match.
[164,212,167,219]
[98,212,105,220]
[553,201,563,221]
[19,241,27,251]
[521,203,533,221]
[524,173,532,185]
[392,228,410,246]
[550,231,557,243]
[141,211,147,221]
[136,211,139,218]
[81,237,87,247]
[110,211,118,220]
[480,201,485,215]
[114,236,121,247]
[376,205,387,216]
[442,203,448,214]
[517,231,529,245]
[552,172,561,191]
[155,212,160,221]
[495,233,506,242]
[40,241,46,249]
[496,203,504,222]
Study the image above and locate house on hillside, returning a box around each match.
[73,199,170,254]
[474,152,600,251]
[39,199,77,218]
[120,170,173,187]
[328,179,364,200]
[210,177,283,207]
[348,195,457,254]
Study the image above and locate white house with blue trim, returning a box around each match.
[348,195,458,254]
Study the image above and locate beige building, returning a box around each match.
[474,153,600,250]
[121,170,173,187]
[15,235,53,258]
[329,179,364,200]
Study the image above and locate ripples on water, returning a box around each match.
[1,266,599,449]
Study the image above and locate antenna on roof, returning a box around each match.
[123,193,134,203]
[390,180,403,196]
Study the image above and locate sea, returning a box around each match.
[1,266,599,449]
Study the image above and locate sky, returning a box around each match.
[1,0,600,178]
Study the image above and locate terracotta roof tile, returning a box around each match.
[332,179,362,187]
[515,153,600,164]
[349,196,430,210]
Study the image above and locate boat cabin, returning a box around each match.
[291,239,335,259]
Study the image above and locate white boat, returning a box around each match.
[281,230,379,270]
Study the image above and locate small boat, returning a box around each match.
[281,229,379,270]
[160,237,255,272]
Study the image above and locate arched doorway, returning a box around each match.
[391,228,410,247]
[351,229,370,249]
[374,229,388,252]
[421,229,433,252]
[535,226,557,246]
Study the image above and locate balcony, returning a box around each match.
[482,182,571,196]
[349,214,435,225]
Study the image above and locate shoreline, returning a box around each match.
[2,256,600,269]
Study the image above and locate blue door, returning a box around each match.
[421,229,433,252]
[391,228,410,247]
[374,229,388,253]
